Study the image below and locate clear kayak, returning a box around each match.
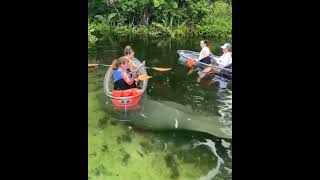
[177,50,232,80]
[103,58,148,110]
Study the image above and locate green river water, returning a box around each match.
[88,35,232,180]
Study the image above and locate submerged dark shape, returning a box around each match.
[101,55,231,139]
[98,117,108,129]
[119,134,132,143]
[93,164,107,176]
[108,96,231,139]
[165,154,180,179]
[121,153,130,166]
[101,145,109,153]
[139,141,153,154]
[136,150,144,157]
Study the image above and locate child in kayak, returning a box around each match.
[123,45,146,88]
[123,45,145,74]
[111,57,137,90]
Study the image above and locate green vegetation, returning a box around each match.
[88,0,232,48]
[88,20,97,49]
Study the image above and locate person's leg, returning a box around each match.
[224,63,232,69]
[211,56,220,66]
[115,79,131,90]
[212,67,221,73]
[114,80,122,90]
[199,56,211,64]
[130,82,137,88]
[211,56,217,63]
[198,71,206,78]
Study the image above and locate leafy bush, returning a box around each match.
[88,0,232,44]
[88,21,97,49]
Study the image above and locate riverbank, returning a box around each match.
[88,0,232,49]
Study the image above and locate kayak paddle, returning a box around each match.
[88,64,171,72]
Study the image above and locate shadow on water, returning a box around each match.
[89,34,232,179]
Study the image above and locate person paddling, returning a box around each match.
[207,43,232,73]
[198,40,212,64]
[188,40,212,75]
[111,57,137,90]
[123,46,145,74]
[212,43,232,68]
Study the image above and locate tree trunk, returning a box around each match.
[139,0,152,25]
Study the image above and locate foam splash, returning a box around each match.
[193,139,225,180]
[221,139,231,148]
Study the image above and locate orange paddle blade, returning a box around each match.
[186,59,196,68]
[203,67,220,73]
[211,67,221,73]
[151,67,172,71]
[203,67,213,73]
[138,74,152,81]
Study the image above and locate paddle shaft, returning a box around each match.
[98,64,111,67]
[89,63,170,72]
[192,60,232,72]
[90,64,160,69]
[144,66,167,69]
[178,52,231,72]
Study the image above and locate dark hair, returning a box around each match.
[111,57,128,70]
[201,40,209,46]
[124,45,134,55]
[203,40,208,46]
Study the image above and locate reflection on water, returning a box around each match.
[89,35,232,179]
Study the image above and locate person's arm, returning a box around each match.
[216,53,232,67]
[122,71,136,85]
[129,60,145,73]
[197,49,205,61]
[128,61,136,73]
[135,61,145,70]
[225,53,232,67]
[215,54,225,66]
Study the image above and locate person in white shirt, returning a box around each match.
[188,40,211,75]
[212,43,232,68]
[198,43,232,76]
[197,40,211,64]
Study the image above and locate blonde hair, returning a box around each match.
[111,57,128,70]
[124,45,134,55]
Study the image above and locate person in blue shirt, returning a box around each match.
[111,57,137,90]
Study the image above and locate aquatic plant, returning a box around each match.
[98,117,108,129]
[121,152,131,166]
